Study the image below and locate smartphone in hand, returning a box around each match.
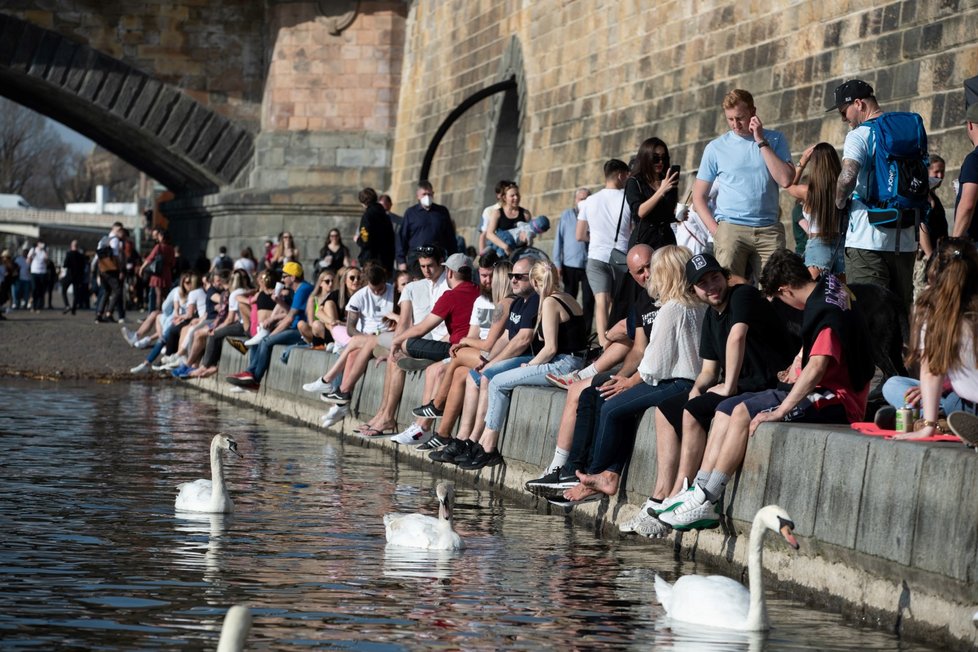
[669,165,681,177]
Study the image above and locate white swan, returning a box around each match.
[654,504,799,631]
[384,481,463,550]
[216,605,251,652]
[174,433,241,513]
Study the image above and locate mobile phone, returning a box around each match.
[669,165,681,177]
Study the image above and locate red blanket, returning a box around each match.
[850,422,961,442]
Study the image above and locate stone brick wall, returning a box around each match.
[390,0,978,244]
[1,0,266,129]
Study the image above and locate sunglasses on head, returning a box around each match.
[414,245,442,257]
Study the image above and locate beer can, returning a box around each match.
[896,407,913,433]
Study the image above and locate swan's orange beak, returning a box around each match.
[780,525,799,550]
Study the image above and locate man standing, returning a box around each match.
[356,187,396,273]
[12,247,30,309]
[577,159,631,348]
[396,181,456,270]
[226,261,313,390]
[62,240,88,315]
[379,193,402,232]
[831,79,916,309]
[952,104,978,240]
[27,241,48,312]
[95,222,125,323]
[554,187,594,331]
[693,89,794,280]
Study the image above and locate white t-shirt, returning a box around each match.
[28,247,47,274]
[469,295,495,340]
[479,203,501,233]
[578,188,631,263]
[233,258,256,275]
[228,288,248,313]
[347,283,395,334]
[186,287,208,319]
[922,322,978,403]
[399,270,450,341]
[843,123,917,252]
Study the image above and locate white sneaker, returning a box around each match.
[121,327,137,346]
[617,497,662,532]
[321,405,349,428]
[162,355,186,370]
[390,423,429,444]
[130,361,150,374]
[657,478,693,516]
[244,328,268,347]
[302,376,336,393]
[658,485,720,531]
[620,509,671,538]
[134,336,154,349]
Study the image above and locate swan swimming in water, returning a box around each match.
[654,504,799,631]
[216,605,251,652]
[384,481,463,550]
[174,433,241,513]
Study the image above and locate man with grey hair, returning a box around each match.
[553,187,593,330]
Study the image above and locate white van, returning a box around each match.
[0,194,32,209]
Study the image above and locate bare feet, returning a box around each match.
[562,483,598,502]
[576,470,620,496]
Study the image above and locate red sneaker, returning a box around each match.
[226,371,257,387]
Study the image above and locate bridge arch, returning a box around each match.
[0,14,254,193]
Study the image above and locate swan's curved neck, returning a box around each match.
[210,440,228,506]
[745,512,769,631]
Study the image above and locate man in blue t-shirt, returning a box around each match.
[693,88,795,280]
[953,104,978,241]
[227,261,312,389]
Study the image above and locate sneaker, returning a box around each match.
[226,338,248,355]
[243,328,268,347]
[658,485,720,531]
[117,318,126,324]
[524,467,579,496]
[457,446,504,471]
[545,370,581,390]
[226,371,256,386]
[429,437,469,462]
[302,376,336,393]
[162,356,185,370]
[397,356,436,372]
[654,479,693,516]
[391,423,430,445]
[415,430,449,450]
[621,511,673,538]
[321,405,349,429]
[948,411,978,448]
[130,361,150,374]
[134,336,155,349]
[121,326,137,346]
[321,389,352,405]
[546,492,601,506]
[171,364,194,378]
[412,401,444,419]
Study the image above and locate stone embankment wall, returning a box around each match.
[390,1,978,245]
[197,342,978,651]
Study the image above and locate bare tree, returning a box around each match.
[0,97,64,198]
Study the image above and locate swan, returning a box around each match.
[384,481,463,550]
[654,504,799,631]
[216,605,251,652]
[174,433,241,513]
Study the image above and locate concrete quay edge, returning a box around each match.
[190,342,978,650]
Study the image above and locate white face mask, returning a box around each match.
[929,176,943,189]
[420,195,432,208]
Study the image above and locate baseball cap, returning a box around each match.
[685,253,724,286]
[966,104,978,123]
[444,253,473,272]
[528,215,550,234]
[282,261,303,278]
[826,79,875,112]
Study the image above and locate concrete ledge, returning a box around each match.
[199,342,978,650]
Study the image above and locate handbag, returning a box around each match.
[147,256,163,276]
[608,190,629,268]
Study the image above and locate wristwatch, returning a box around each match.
[757,139,770,149]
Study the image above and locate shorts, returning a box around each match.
[804,236,844,275]
[716,388,848,424]
[657,390,731,434]
[586,258,618,294]
[376,331,394,348]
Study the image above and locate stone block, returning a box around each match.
[762,425,833,537]
[910,446,978,582]
[621,411,657,498]
[855,440,926,566]
[158,93,195,143]
[814,432,870,549]
[727,424,776,524]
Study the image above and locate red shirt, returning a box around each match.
[432,281,480,344]
[810,327,869,423]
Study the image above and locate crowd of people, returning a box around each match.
[4,79,977,540]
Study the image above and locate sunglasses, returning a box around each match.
[414,245,442,257]
[322,279,334,284]
[508,273,529,281]
[347,275,361,281]
[652,154,667,163]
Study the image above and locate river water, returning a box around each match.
[0,379,936,650]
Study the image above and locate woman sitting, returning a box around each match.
[318,229,353,273]
[297,270,336,346]
[190,269,255,378]
[483,182,533,257]
[321,266,362,350]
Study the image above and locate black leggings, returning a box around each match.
[201,322,246,368]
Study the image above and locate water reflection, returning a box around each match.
[0,379,937,650]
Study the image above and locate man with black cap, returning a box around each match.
[634,252,796,535]
[830,79,917,308]
[952,104,978,240]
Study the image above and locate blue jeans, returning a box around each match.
[882,376,963,414]
[585,378,694,474]
[469,354,532,384]
[484,353,583,431]
[248,329,304,381]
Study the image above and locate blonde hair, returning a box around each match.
[313,270,335,299]
[648,245,697,306]
[491,261,512,305]
[530,260,558,299]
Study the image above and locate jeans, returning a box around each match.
[201,322,246,368]
[585,378,694,475]
[882,376,963,414]
[469,354,532,384]
[96,272,124,320]
[248,329,305,381]
[30,272,46,309]
[484,353,583,431]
